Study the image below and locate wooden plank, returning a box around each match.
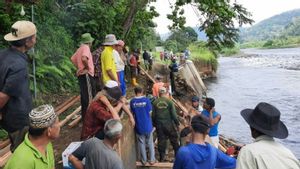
[59,106,81,127]
[54,95,78,112]
[136,162,173,168]
[57,96,80,115]
[0,151,11,167]
[0,140,10,150]
[68,116,82,128]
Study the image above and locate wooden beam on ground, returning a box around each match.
[0,151,11,167]
[57,96,80,116]
[68,116,82,128]
[59,106,81,127]
[0,139,10,150]
[55,95,78,112]
[136,162,173,168]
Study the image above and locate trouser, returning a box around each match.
[156,123,179,160]
[78,74,95,120]
[144,60,150,70]
[9,126,29,152]
[170,72,176,94]
[130,66,137,78]
[137,132,156,163]
[117,71,126,96]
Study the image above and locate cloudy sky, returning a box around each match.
[151,0,300,34]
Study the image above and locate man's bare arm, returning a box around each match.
[68,155,84,169]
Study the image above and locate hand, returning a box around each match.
[77,69,88,76]
[129,117,135,127]
[210,107,215,114]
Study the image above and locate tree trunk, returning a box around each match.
[122,0,148,38]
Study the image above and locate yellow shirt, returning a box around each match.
[101,46,117,84]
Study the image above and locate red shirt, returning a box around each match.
[129,54,137,67]
[81,100,112,140]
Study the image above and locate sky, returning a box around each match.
[151,0,300,34]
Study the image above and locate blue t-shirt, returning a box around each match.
[202,110,220,137]
[130,96,153,135]
[173,143,236,169]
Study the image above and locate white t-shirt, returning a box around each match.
[113,50,125,72]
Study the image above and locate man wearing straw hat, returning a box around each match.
[71,33,95,120]
[0,20,37,151]
[101,34,119,85]
[4,105,60,169]
[237,102,300,169]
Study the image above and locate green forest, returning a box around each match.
[239,9,300,48]
[0,0,253,100]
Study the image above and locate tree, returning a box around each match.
[167,0,254,51]
[167,26,198,52]
[165,40,178,52]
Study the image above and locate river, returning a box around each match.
[204,48,300,158]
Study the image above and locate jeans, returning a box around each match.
[137,132,156,163]
[117,71,126,96]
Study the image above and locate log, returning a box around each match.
[136,162,173,168]
[55,95,78,112]
[68,116,82,128]
[57,96,80,115]
[59,106,81,127]
[0,151,11,167]
[0,139,10,150]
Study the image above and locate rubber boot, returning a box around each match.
[132,78,139,86]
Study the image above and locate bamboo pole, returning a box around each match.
[68,116,82,128]
[59,106,81,127]
[55,95,78,112]
[57,96,80,116]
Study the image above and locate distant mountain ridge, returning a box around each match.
[239,9,300,42]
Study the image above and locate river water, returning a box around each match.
[204,48,300,158]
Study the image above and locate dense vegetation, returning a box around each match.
[1,0,252,99]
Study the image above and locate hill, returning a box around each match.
[239,9,300,42]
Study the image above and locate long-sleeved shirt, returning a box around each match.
[237,135,300,169]
[152,97,179,126]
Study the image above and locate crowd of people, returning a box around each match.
[0,20,300,169]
